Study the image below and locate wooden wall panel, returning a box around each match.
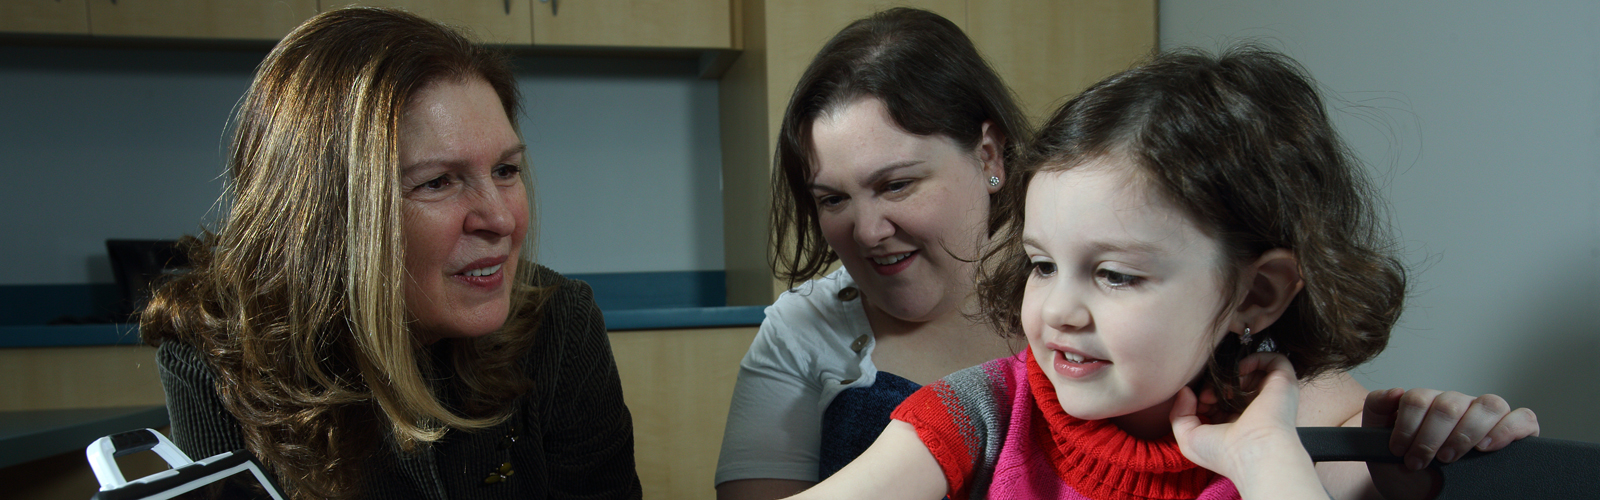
[610,326,757,500]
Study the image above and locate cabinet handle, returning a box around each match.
[505,0,510,14]
[540,0,558,16]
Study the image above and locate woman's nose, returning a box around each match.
[464,184,520,237]
[852,202,895,248]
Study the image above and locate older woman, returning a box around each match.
[716,8,1537,500]
[140,8,639,500]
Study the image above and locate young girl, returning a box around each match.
[786,47,1528,500]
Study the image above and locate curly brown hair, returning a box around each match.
[978,46,1405,410]
[139,8,549,499]
[770,7,1031,286]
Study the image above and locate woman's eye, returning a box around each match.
[493,164,522,180]
[884,180,913,193]
[417,176,450,191]
[816,194,845,208]
[1096,269,1142,288]
[1030,261,1056,277]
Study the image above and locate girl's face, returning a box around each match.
[808,98,1003,323]
[1020,158,1233,438]
[398,77,528,343]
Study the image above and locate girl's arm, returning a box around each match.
[783,421,948,500]
[1172,353,1328,500]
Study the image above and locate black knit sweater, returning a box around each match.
[155,265,642,499]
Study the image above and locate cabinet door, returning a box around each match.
[331,0,534,45]
[87,0,317,40]
[967,0,1156,122]
[0,0,90,34]
[532,0,731,49]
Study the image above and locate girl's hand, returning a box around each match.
[1172,353,1323,499]
[1362,388,1539,470]
[1171,353,1301,477]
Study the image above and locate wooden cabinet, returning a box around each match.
[968,0,1156,123]
[2,0,734,50]
[531,0,733,49]
[0,0,89,35]
[325,0,534,45]
[87,0,317,40]
[719,0,1157,306]
[610,326,756,500]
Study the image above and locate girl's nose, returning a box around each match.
[1039,280,1091,333]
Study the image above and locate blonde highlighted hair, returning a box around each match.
[141,7,547,499]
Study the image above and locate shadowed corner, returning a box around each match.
[1498,249,1600,444]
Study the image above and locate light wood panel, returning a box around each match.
[0,346,164,412]
[0,0,89,35]
[609,326,757,500]
[967,0,1157,123]
[87,0,317,40]
[326,0,534,44]
[532,0,732,49]
[0,346,169,500]
[719,0,775,307]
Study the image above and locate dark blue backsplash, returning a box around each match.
[1,271,727,327]
[0,283,122,326]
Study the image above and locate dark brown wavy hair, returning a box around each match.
[978,46,1405,410]
[140,8,549,499]
[770,7,1031,286]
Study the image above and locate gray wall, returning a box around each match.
[1161,0,1600,441]
[0,46,722,284]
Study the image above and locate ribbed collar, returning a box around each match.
[1026,354,1216,500]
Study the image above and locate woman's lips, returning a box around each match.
[1052,348,1110,379]
[869,250,917,275]
[454,256,508,289]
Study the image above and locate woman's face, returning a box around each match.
[398,76,528,343]
[808,98,1003,323]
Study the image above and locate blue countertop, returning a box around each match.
[0,405,169,469]
[0,305,766,348]
[1,271,770,348]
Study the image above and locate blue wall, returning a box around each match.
[0,45,723,285]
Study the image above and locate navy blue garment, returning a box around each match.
[817,371,922,480]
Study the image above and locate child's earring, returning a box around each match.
[988,176,1000,187]
[1240,326,1253,346]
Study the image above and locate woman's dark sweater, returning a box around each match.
[156,265,642,499]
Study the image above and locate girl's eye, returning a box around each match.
[1096,268,1142,288]
[493,164,522,180]
[1030,261,1057,278]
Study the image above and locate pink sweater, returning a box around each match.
[892,350,1239,500]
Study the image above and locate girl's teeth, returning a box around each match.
[1062,351,1086,363]
[464,264,502,277]
[873,253,911,265]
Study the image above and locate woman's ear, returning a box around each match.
[1232,248,1304,336]
[977,120,1006,194]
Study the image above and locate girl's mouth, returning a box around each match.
[1053,349,1110,379]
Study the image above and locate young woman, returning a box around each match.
[141,8,639,499]
[717,9,1537,500]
